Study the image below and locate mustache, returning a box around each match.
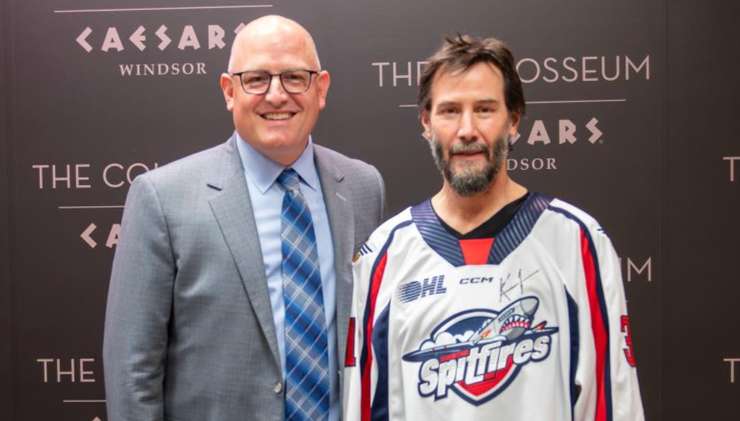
[449,142,490,155]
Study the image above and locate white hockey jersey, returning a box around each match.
[343,193,644,421]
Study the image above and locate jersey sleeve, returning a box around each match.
[574,222,645,421]
[343,236,382,421]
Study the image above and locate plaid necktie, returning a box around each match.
[278,169,330,421]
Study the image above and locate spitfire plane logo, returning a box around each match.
[402,296,558,405]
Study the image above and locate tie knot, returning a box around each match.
[277,168,301,193]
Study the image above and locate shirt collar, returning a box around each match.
[235,132,320,194]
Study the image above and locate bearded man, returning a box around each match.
[343,35,644,421]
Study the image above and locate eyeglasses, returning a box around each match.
[231,69,319,95]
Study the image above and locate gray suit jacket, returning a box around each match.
[103,135,384,421]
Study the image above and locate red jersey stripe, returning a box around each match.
[345,317,357,367]
[580,229,609,421]
[361,253,388,421]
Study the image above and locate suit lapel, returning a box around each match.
[207,135,281,370]
[206,140,356,380]
[315,146,355,376]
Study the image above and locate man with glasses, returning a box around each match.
[103,15,384,421]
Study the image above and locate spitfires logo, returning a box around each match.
[402,296,558,405]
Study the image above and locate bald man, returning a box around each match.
[103,15,385,421]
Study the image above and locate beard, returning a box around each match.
[430,133,508,197]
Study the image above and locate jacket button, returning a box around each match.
[274,382,283,394]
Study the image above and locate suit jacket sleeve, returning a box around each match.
[373,165,386,222]
[103,174,175,421]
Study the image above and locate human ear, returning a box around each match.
[316,70,331,110]
[219,73,235,111]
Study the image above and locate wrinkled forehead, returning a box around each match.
[430,62,505,102]
[434,61,504,86]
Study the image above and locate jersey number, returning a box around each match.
[620,315,636,367]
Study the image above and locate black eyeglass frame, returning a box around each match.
[230,69,320,95]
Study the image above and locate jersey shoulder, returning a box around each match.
[538,197,619,257]
[367,207,413,245]
[354,207,414,264]
[543,197,606,236]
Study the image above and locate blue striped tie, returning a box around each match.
[278,169,330,421]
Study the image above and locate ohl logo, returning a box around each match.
[402,296,558,405]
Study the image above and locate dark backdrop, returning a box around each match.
[663,1,740,419]
[2,0,14,418]
[2,1,738,420]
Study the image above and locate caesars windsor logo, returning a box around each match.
[402,296,559,405]
[70,16,257,77]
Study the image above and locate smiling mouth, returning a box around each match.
[260,112,296,121]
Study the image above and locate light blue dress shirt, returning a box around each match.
[236,133,339,421]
